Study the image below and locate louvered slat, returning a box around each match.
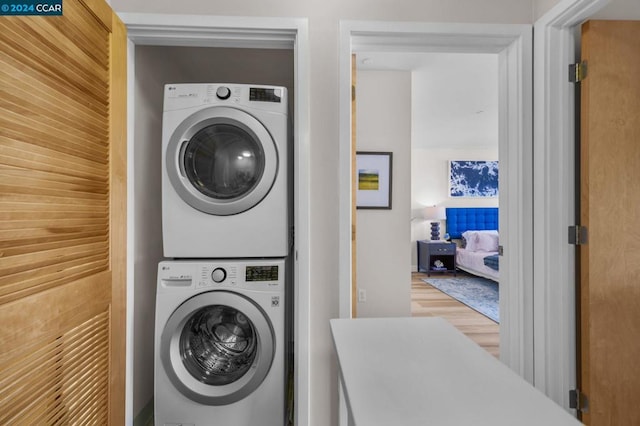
[0,42,108,119]
[0,85,107,139]
[0,142,108,180]
[0,168,108,191]
[2,19,109,103]
[0,101,109,159]
[0,13,109,104]
[0,111,108,163]
[0,257,109,303]
[0,68,109,136]
[0,311,110,425]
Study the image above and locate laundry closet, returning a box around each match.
[132,45,294,424]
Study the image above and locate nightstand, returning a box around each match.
[417,241,457,276]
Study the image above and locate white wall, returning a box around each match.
[132,46,293,419]
[411,148,499,268]
[533,0,563,20]
[132,48,170,420]
[355,71,412,318]
[113,1,533,424]
[411,55,499,150]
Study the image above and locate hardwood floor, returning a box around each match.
[412,271,500,357]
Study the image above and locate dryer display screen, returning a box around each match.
[246,265,279,282]
[250,88,282,103]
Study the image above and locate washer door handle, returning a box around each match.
[178,140,188,177]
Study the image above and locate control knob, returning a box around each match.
[211,267,227,283]
[216,86,231,100]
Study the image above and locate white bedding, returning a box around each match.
[456,248,499,282]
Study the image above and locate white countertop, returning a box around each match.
[330,317,580,426]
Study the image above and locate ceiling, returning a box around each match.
[357,52,498,149]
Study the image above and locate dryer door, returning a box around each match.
[166,106,278,216]
[160,291,275,405]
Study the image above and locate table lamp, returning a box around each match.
[424,206,446,240]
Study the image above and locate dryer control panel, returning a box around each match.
[163,83,287,114]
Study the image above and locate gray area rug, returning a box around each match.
[421,276,499,323]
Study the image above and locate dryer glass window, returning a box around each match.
[180,305,257,386]
[184,124,265,200]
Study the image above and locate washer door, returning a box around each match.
[166,106,278,216]
[160,291,275,405]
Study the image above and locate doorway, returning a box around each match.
[339,22,533,380]
[353,53,501,351]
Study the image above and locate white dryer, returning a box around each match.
[155,259,285,425]
[162,83,289,258]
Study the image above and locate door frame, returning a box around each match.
[532,0,609,412]
[118,13,311,425]
[339,21,533,379]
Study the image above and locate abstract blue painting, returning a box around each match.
[449,160,499,197]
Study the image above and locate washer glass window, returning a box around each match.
[180,304,257,386]
[184,124,265,200]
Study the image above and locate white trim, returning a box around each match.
[338,23,353,320]
[292,21,312,426]
[339,19,533,377]
[532,0,609,413]
[119,13,311,425]
[122,13,298,49]
[496,27,534,382]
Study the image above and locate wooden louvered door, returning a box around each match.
[0,1,127,424]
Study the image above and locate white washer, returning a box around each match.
[162,83,289,258]
[155,259,285,425]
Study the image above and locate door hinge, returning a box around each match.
[569,389,589,412]
[498,245,504,256]
[569,61,588,83]
[351,85,356,101]
[568,225,588,245]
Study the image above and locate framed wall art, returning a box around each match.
[449,160,499,198]
[356,152,393,209]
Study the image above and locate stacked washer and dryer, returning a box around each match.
[155,84,290,425]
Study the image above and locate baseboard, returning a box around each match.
[133,398,154,426]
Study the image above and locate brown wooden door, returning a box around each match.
[0,1,127,424]
[579,20,640,425]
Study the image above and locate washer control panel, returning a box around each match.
[158,260,284,291]
[204,261,283,290]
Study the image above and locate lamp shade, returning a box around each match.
[424,206,446,221]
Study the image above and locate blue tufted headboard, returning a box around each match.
[445,207,499,239]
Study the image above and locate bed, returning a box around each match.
[445,207,499,282]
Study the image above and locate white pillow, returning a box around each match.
[462,231,480,251]
[462,230,499,252]
[476,232,499,252]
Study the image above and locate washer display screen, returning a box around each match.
[249,88,282,103]
[246,266,279,282]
